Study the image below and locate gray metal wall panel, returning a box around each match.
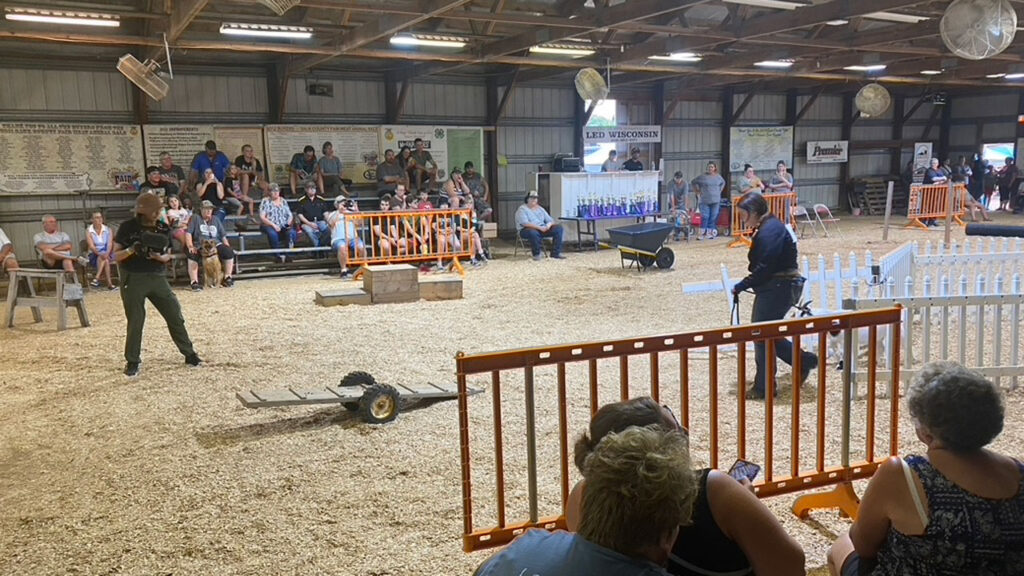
[849,153,892,177]
[901,125,930,140]
[951,93,1017,119]
[734,93,786,123]
[795,94,842,121]
[505,86,575,119]
[0,68,133,120]
[150,74,268,119]
[851,124,892,141]
[666,99,721,121]
[950,124,977,147]
[902,97,935,122]
[284,77,384,121]
[496,125,574,231]
[404,81,487,124]
[981,121,1016,141]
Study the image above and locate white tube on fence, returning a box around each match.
[1012,274,1021,391]
[923,276,932,363]
[994,274,1004,389]
[818,254,827,308]
[801,256,811,303]
[721,264,733,308]
[904,276,915,373]
[958,275,969,364]
[976,275,986,375]
[834,253,844,310]
[940,276,950,360]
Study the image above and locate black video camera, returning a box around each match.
[135,230,169,257]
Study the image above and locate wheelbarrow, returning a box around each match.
[605,222,675,271]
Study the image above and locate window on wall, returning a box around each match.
[584,99,616,173]
[982,143,1015,169]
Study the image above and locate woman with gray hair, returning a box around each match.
[828,361,1024,576]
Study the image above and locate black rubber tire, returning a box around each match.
[340,370,376,388]
[359,383,400,424]
[637,253,656,268]
[964,223,1024,237]
[655,247,675,269]
[343,402,359,412]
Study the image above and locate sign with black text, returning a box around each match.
[806,140,848,164]
[583,125,662,145]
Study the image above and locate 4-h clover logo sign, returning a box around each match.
[434,128,445,140]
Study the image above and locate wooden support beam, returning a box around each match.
[267,59,291,123]
[583,99,600,126]
[922,103,943,141]
[485,77,500,226]
[891,95,905,174]
[653,81,665,171]
[384,72,399,124]
[731,92,755,125]
[574,94,586,160]
[148,0,209,61]
[938,97,952,161]
[794,86,824,124]
[394,80,412,124]
[722,89,733,185]
[494,67,520,123]
[902,95,929,124]
[840,92,853,210]
[483,0,507,35]
[785,89,797,126]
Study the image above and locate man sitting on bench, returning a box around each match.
[0,226,19,272]
[34,214,87,273]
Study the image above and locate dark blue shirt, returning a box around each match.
[735,215,798,292]
[192,152,232,182]
[475,530,669,576]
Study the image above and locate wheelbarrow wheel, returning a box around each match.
[637,253,656,268]
[655,247,675,269]
[342,402,359,412]
[340,370,376,388]
[359,383,400,424]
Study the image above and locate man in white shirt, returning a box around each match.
[0,226,18,272]
[34,214,87,272]
[601,150,621,173]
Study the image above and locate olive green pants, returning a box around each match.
[120,271,196,364]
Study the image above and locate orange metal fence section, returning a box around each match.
[729,192,798,248]
[455,308,902,552]
[906,183,966,230]
[343,208,475,273]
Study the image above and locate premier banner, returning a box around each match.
[806,140,849,164]
[583,125,661,145]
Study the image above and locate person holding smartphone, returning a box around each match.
[566,397,805,576]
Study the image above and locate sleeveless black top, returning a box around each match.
[669,469,753,576]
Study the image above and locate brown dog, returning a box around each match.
[201,239,223,288]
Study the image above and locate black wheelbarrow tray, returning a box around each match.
[604,222,675,270]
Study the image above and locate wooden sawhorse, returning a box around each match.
[4,268,90,331]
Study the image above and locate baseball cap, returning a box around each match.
[334,195,346,207]
[200,200,215,209]
[146,165,160,175]
[527,190,539,198]
[135,192,162,214]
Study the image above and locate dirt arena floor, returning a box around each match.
[2,213,1023,575]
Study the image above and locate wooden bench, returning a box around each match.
[4,268,90,331]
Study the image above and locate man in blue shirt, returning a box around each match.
[474,426,698,576]
[514,190,565,260]
[289,145,318,197]
[189,140,231,190]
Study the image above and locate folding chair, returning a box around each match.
[513,232,551,257]
[792,203,818,238]
[813,203,842,238]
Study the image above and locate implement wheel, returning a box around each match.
[637,253,656,268]
[340,370,376,388]
[359,383,400,424]
[655,247,675,269]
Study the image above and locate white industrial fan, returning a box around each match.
[940,0,1017,60]
[117,34,174,102]
[855,83,891,118]
[258,0,301,16]
[574,68,609,102]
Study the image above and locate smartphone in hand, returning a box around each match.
[728,458,761,482]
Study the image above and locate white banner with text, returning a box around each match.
[806,140,849,164]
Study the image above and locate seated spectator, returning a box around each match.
[443,168,471,204]
[415,188,433,210]
[196,168,226,222]
[622,147,644,171]
[474,425,698,575]
[515,191,565,261]
[372,195,398,258]
[234,144,267,207]
[409,138,439,191]
[463,161,491,204]
[317,141,349,198]
[140,166,167,197]
[259,183,298,264]
[828,361,1024,576]
[295,180,330,251]
[377,148,408,197]
[165,195,191,250]
[222,164,246,216]
[289,145,318,197]
[189,140,231,192]
[463,196,488,267]
[392,184,412,210]
[157,152,186,198]
[34,214,87,273]
[739,164,765,195]
[327,196,365,279]
[85,211,116,290]
[0,225,18,272]
[185,200,235,291]
[953,174,991,222]
[567,397,805,576]
[434,196,462,270]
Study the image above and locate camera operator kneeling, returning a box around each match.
[113,192,201,377]
[731,192,817,400]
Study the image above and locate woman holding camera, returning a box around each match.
[731,191,818,399]
[113,192,201,377]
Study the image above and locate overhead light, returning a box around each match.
[389,34,467,48]
[920,70,943,75]
[864,12,929,24]
[649,52,703,63]
[844,64,887,72]
[755,60,794,68]
[826,19,849,26]
[529,45,596,58]
[722,0,808,9]
[5,7,119,27]
[1005,73,1024,80]
[987,73,1007,78]
[220,23,312,39]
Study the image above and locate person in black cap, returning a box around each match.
[139,166,167,197]
[622,147,644,171]
[112,192,201,377]
[189,139,231,192]
[731,191,817,399]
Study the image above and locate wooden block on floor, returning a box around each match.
[482,222,498,239]
[419,276,463,301]
[362,264,419,302]
[315,287,372,307]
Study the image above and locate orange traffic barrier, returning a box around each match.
[343,207,476,275]
[906,183,966,230]
[455,307,902,552]
[729,192,798,248]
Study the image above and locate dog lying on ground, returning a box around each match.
[201,239,223,289]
